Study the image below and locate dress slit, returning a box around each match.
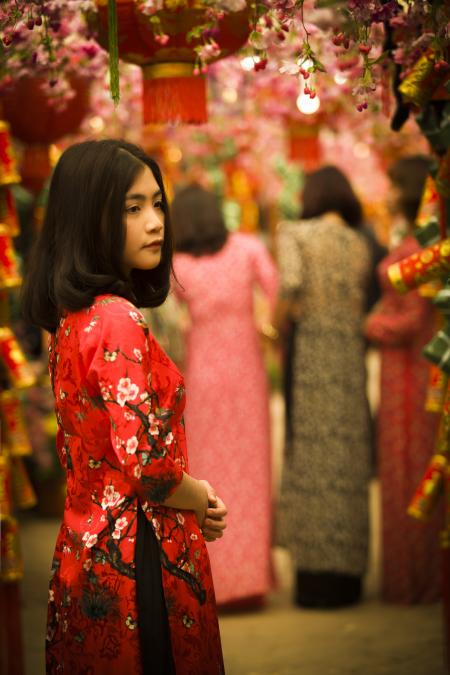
[135,505,176,675]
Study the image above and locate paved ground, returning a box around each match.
[18,512,446,675]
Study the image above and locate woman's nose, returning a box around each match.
[146,214,163,232]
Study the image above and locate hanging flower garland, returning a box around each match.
[0,1,448,115]
[0,1,105,108]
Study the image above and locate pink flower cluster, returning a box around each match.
[0,0,106,108]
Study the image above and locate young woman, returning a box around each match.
[21,140,227,675]
[171,184,278,608]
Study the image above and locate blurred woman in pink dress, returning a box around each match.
[172,185,279,608]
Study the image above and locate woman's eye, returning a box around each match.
[126,205,140,214]
[154,200,164,210]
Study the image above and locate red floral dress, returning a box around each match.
[46,294,224,674]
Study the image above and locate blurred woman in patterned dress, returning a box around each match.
[276,166,373,608]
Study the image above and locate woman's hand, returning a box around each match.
[194,480,210,528]
[202,496,228,543]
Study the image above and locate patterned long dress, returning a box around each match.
[174,232,278,605]
[277,215,372,577]
[46,294,223,674]
[365,235,442,604]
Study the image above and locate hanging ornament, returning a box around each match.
[1,77,90,193]
[95,0,251,124]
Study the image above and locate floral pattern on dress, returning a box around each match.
[46,294,224,675]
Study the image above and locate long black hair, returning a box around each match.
[171,184,228,256]
[21,139,173,333]
[301,165,363,228]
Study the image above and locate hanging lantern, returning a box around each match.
[95,0,250,124]
[286,117,322,171]
[1,77,90,192]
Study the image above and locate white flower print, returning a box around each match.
[112,529,121,540]
[103,349,118,362]
[83,559,93,572]
[176,512,185,525]
[49,589,55,602]
[134,464,142,479]
[149,414,160,437]
[126,436,138,455]
[152,518,161,539]
[82,532,98,549]
[101,484,122,510]
[129,311,140,322]
[165,432,174,446]
[133,348,143,362]
[84,318,98,333]
[100,385,112,402]
[190,533,198,541]
[117,377,139,407]
[124,411,136,422]
[115,517,128,531]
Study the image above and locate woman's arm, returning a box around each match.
[364,291,431,346]
[163,473,209,526]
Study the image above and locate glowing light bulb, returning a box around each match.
[334,73,347,85]
[222,87,238,103]
[167,146,182,163]
[298,58,314,72]
[296,92,320,115]
[241,56,259,71]
[88,116,105,132]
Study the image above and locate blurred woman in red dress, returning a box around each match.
[365,156,442,604]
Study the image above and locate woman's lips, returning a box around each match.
[143,241,163,249]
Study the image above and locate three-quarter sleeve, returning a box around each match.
[277,221,302,297]
[84,303,184,505]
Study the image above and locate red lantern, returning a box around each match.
[1,77,90,192]
[95,0,250,124]
[287,117,322,171]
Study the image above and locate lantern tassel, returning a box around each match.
[107,0,120,105]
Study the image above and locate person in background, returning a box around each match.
[364,155,442,604]
[172,184,279,609]
[21,140,227,674]
[275,165,373,608]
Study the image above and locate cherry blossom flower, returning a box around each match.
[101,484,122,510]
[126,436,139,455]
[82,532,98,549]
[117,378,139,407]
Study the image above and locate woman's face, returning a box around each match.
[123,164,165,273]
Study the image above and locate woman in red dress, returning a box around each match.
[21,139,227,674]
[365,156,442,604]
